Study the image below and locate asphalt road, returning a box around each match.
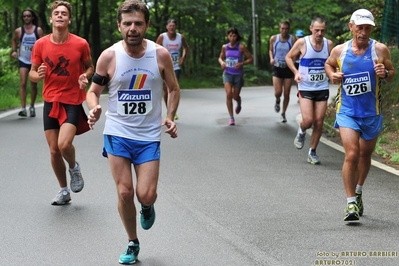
[1,86,398,266]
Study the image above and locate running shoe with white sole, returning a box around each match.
[119,241,140,265]
[294,131,306,149]
[51,190,71,205]
[69,162,84,193]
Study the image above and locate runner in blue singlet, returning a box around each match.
[325,9,395,222]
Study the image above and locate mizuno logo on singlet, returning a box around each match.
[118,91,151,101]
[308,69,325,74]
[119,94,150,100]
[344,76,369,84]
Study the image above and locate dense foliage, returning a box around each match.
[0,0,389,69]
[0,0,395,100]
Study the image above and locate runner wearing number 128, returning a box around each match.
[86,1,179,263]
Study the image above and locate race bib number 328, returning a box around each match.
[117,89,153,116]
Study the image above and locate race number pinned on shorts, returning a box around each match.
[117,89,153,116]
[342,72,372,97]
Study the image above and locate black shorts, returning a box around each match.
[19,60,32,70]
[299,90,329,102]
[273,66,294,79]
[174,69,181,80]
[43,101,81,130]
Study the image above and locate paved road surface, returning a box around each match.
[1,86,398,266]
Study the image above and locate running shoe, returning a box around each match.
[51,190,71,205]
[235,105,241,114]
[18,108,27,117]
[281,113,287,123]
[29,106,36,117]
[174,114,179,120]
[69,162,84,193]
[274,102,280,113]
[294,131,306,149]
[343,202,360,221]
[119,241,140,265]
[229,118,235,126]
[307,152,321,165]
[356,192,364,216]
[140,205,156,230]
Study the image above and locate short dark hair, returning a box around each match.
[279,21,290,28]
[117,0,150,24]
[311,17,326,26]
[227,27,242,42]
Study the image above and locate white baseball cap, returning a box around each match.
[350,9,375,26]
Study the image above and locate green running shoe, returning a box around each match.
[344,202,360,221]
[356,192,364,216]
[140,205,156,230]
[307,152,321,165]
[119,241,140,264]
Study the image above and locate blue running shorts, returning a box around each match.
[103,135,160,165]
[223,72,244,89]
[334,113,383,140]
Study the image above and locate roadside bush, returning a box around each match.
[0,48,20,110]
[381,48,399,132]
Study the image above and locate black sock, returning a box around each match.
[129,238,139,244]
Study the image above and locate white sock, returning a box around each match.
[355,185,362,194]
[61,187,69,192]
[298,127,305,134]
[347,197,357,204]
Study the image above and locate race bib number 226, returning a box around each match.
[342,72,372,97]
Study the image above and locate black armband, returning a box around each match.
[92,72,109,86]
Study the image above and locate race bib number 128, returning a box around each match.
[117,89,153,116]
